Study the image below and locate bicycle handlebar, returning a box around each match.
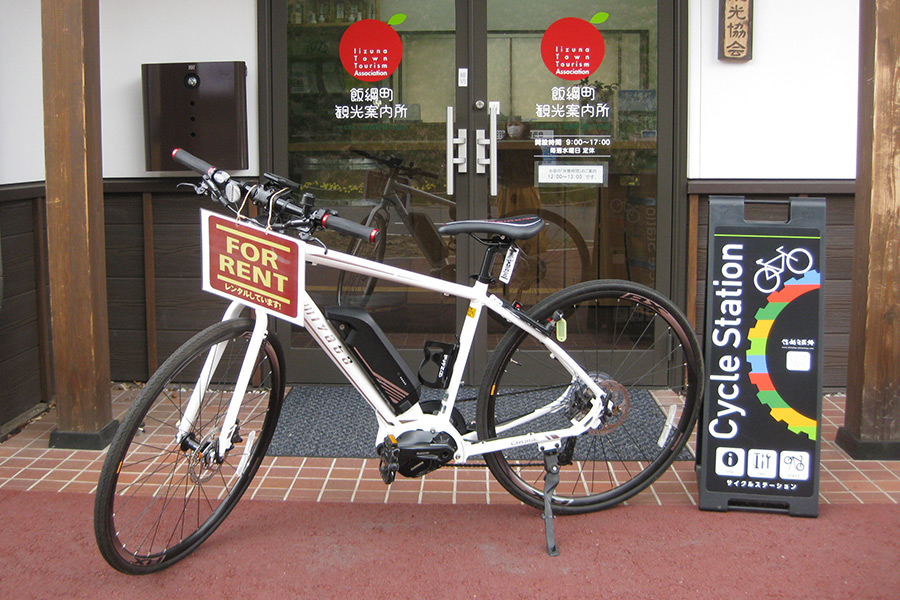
[320,213,381,244]
[172,148,380,245]
[172,148,214,175]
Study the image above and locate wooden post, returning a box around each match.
[42,0,117,449]
[837,0,900,459]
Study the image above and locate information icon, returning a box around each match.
[715,447,745,477]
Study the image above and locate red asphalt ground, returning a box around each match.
[1,489,898,599]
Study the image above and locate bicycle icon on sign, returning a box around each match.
[782,454,806,472]
[753,246,813,293]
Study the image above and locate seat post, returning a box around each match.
[476,238,509,284]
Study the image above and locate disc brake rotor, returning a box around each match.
[188,427,224,484]
[590,379,629,434]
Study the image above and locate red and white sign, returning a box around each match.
[540,17,606,81]
[201,210,305,326]
[339,19,403,82]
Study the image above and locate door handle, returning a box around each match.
[446,106,467,195]
[475,102,499,196]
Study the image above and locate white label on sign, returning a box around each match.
[499,246,519,284]
[715,447,745,477]
[747,449,778,479]
[780,451,810,481]
[785,350,812,372]
[538,164,605,185]
[458,68,468,87]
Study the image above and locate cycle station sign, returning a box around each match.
[698,197,825,517]
[201,209,306,326]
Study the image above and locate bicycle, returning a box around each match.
[752,245,814,293]
[93,148,703,573]
[335,148,592,309]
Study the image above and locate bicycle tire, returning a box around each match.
[94,318,285,574]
[476,280,703,514]
[336,208,388,307]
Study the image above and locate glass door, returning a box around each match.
[484,1,660,304]
[281,1,460,382]
[478,1,672,386]
[276,0,671,383]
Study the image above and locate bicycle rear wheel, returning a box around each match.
[477,280,702,514]
[94,318,285,574]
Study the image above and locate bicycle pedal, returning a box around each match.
[377,436,400,485]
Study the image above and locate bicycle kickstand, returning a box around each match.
[541,448,561,557]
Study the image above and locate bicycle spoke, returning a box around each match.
[477,280,702,514]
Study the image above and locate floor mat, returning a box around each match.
[267,385,693,461]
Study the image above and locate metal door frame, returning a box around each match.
[258,0,688,383]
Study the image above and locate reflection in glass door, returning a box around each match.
[278,0,668,383]
[481,1,667,385]
[485,2,659,308]
[284,1,458,365]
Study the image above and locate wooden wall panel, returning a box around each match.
[0,198,46,429]
[105,196,148,381]
[108,330,147,382]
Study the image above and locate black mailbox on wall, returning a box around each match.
[142,61,248,171]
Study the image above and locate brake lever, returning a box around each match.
[177,179,232,208]
[177,181,207,195]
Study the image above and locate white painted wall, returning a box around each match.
[0,1,44,184]
[0,1,862,185]
[688,0,859,180]
[99,0,258,177]
[0,0,257,185]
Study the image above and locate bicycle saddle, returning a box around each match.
[438,215,545,240]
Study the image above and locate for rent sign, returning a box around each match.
[201,209,305,326]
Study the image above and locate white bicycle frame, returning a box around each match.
[176,241,610,464]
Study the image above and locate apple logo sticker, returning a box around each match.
[339,14,406,82]
[541,12,609,80]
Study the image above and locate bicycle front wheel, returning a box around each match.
[94,318,285,574]
[477,280,702,514]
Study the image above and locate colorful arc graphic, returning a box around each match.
[746,270,820,440]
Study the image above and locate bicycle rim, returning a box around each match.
[477,280,702,514]
[94,318,284,573]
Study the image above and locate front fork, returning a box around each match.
[175,301,268,462]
